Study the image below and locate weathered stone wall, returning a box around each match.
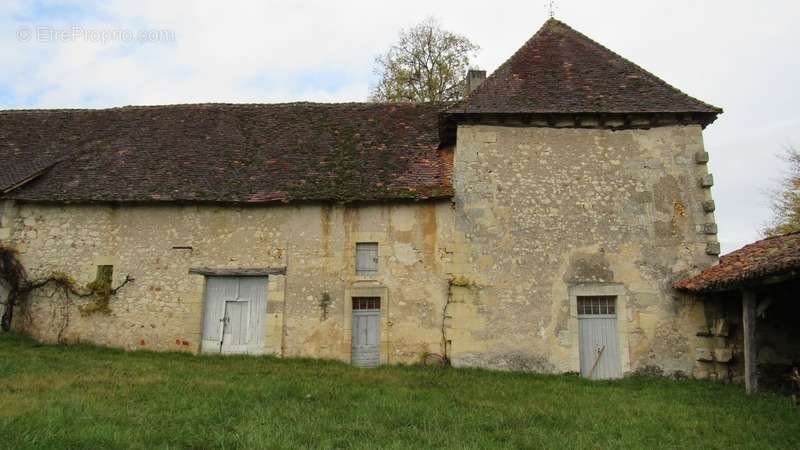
[5,201,453,363]
[446,124,718,375]
[2,123,721,377]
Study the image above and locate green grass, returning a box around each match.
[0,334,798,450]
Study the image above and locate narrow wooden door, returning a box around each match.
[221,300,249,354]
[352,297,381,367]
[578,296,622,379]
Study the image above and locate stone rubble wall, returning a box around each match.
[446,124,718,375]
[5,201,453,364]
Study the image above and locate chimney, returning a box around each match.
[464,69,486,97]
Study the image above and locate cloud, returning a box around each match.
[2,0,799,252]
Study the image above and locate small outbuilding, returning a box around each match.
[675,232,800,394]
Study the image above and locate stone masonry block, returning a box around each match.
[695,151,710,164]
[696,347,713,362]
[703,200,716,212]
[701,174,714,188]
[706,242,721,256]
[704,223,718,235]
[713,348,733,363]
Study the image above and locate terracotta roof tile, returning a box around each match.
[448,19,721,117]
[675,232,800,293]
[1,102,453,204]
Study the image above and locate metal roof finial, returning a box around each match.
[545,0,556,18]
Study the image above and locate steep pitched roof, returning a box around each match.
[1,103,453,204]
[675,232,800,293]
[448,19,721,117]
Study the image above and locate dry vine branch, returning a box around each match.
[0,246,134,334]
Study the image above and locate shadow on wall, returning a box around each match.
[0,281,7,319]
[704,280,800,395]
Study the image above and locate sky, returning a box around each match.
[1,0,799,252]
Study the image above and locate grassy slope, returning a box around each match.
[0,334,798,450]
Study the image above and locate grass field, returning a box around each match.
[0,334,798,449]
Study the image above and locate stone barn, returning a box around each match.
[0,19,723,378]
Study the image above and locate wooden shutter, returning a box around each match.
[356,243,379,276]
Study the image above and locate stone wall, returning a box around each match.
[4,201,453,363]
[445,124,718,375]
[2,123,720,377]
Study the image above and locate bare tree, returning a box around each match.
[764,146,800,236]
[369,18,479,103]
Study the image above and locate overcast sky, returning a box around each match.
[2,1,799,252]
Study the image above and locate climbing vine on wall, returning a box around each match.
[0,246,133,339]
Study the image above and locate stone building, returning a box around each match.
[0,19,722,378]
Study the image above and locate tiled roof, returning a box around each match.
[1,103,453,204]
[448,19,721,118]
[675,232,800,293]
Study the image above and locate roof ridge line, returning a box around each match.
[0,101,453,114]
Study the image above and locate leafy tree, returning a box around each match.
[369,18,479,103]
[765,146,800,236]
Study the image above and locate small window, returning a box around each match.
[96,265,114,290]
[577,296,616,316]
[355,243,379,276]
[353,297,381,310]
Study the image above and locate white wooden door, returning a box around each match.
[221,300,249,354]
[201,276,268,355]
[352,297,381,367]
[578,296,622,379]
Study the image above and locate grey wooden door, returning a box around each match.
[201,276,268,355]
[352,297,381,367]
[221,300,249,354]
[578,296,622,379]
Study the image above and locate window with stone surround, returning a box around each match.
[355,243,379,276]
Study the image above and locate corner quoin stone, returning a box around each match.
[696,347,713,362]
[714,348,733,363]
[695,151,710,164]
